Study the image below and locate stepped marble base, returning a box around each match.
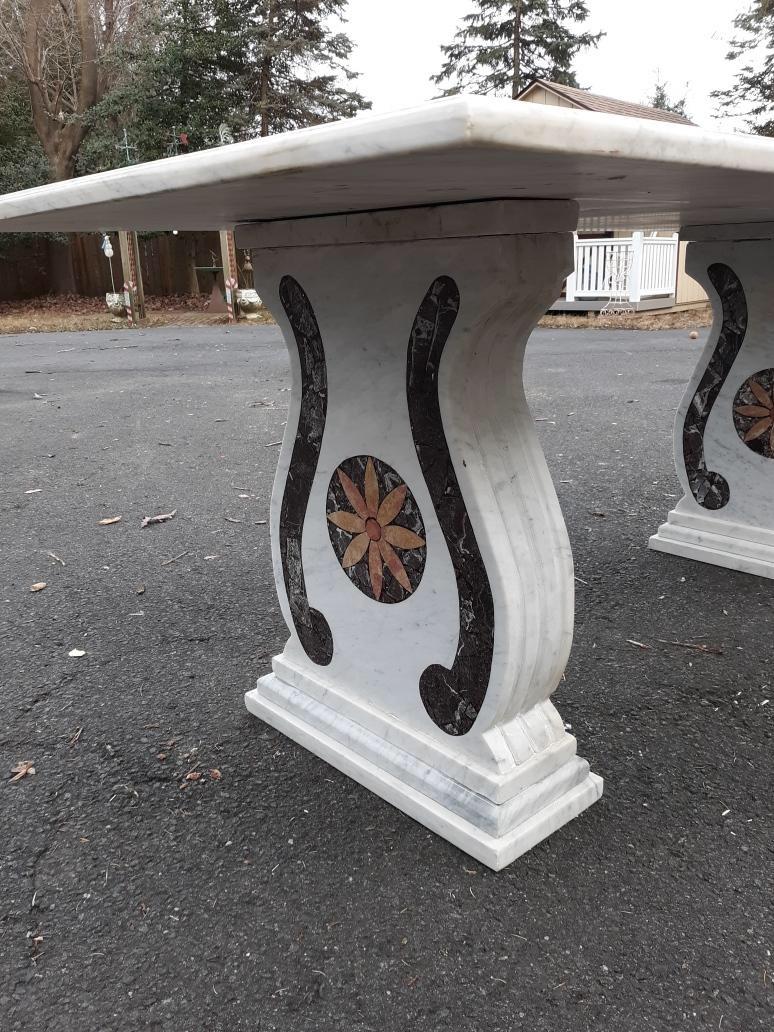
[649,509,774,579]
[247,674,602,870]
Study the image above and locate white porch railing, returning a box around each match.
[564,231,679,303]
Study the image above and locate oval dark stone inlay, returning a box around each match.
[733,369,774,458]
[326,455,426,604]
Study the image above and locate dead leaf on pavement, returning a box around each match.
[209,768,222,780]
[185,770,202,782]
[30,582,47,592]
[141,509,177,528]
[10,761,36,782]
[98,516,122,526]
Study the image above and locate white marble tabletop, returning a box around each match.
[1,96,774,232]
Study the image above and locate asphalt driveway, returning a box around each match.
[1,325,771,1032]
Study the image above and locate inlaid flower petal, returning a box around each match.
[743,416,772,442]
[379,538,412,593]
[750,380,774,408]
[735,404,771,418]
[364,457,379,516]
[337,468,369,519]
[342,532,370,568]
[377,484,407,527]
[368,540,383,600]
[327,510,365,534]
[383,525,426,550]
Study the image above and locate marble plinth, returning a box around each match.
[246,674,601,871]
[237,200,602,869]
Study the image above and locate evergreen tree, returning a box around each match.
[713,1,774,136]
[79,0,252,170]
[80,0,370,172]
[0,74,51,254]
[246,0,370,137]
[0,75,49,195]
[432,0,603,100]
[649,81,689,119]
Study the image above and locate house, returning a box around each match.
[517,79,708,313]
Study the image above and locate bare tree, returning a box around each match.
[0,0,143,181]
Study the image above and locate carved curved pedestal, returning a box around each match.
[238,201,602,870]
[650,229,774,578]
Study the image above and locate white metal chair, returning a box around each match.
[601,248,634,314]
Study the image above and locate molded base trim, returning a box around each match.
[650,508,774,579]
[246,674,603,871]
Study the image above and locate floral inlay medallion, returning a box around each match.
[733,369,774,458]
[326,456,426,603]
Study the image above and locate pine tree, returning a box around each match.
[713,1,774,136]
[432,0,603,100]
[649,81,689,119]
[79,0,253,170]
[245,0,370,137]
[80,0,370,171]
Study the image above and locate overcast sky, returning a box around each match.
[345,0,752,131]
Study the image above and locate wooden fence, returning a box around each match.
[0,231,225,301]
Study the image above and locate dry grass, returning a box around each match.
[539,304,712,331]
[0,294,712,336]
[0,294,274,335]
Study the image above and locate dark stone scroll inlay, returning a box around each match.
[682,263,748,510]
[406,276,495,737]
[277,275,333,666]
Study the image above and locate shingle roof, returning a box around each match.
[518,79,695,126]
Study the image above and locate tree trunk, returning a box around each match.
[47,238,77,295]
[511,1,523,99]
[260,1,274,137]
[187,234,200,295]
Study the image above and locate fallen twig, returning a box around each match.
[656,639,724,655]
[161,551,189,567]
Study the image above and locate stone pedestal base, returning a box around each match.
[237,199,602,869]
[652,228,774,582]
[650,508,774,579]
[246,673,602,870]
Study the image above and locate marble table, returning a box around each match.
[5,97,774,869]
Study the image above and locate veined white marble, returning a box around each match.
[650,233,774,579]
[245,201,602,869]
[2,97,774,232]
